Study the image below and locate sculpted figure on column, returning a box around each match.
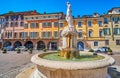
[66,2,74,27]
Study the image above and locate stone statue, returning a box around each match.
[66,2,74,27]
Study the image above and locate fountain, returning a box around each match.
[60,2,79,59]
[16,2,115,78]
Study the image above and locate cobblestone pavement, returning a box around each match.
[0,50,40,78]
[0,51,120,78]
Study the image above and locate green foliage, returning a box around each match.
[29,48,33,52]
[2,48,7,53]
[16,48,21,53]
[29,48,33,54]
[108,49,112,52]
[89,49,94,52]
[43,48,46,52]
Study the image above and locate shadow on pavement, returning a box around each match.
[108,66,120,78]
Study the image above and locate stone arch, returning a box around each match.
[37,41,45,50]
[24,41,33,49]
[3,41,12,47]
[47,41,57,50]
[77,41,84,51]
[13,41,22,48]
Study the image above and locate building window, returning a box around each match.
[43,16,46,18]
[104,28,111,35]
[10,22,14,27]
[114,28,120,35]
[47,32,52,38]
[14,32,17,38]
[48,16,51,18]
[42,22,51,28]
[15,15,19,20]
[20,22,24,26]
[36,17,38,19]
[30,32,39,39]
[99,30,103,37]
[113,17,119,23]
[78,21,82,27]
[54,15,58,18]
[88,30,92,37]
[105,40,109,45]
[104,18,108,24]
[7,32,12,38]
[42,32,52,38]
[22,32,28,38]
[116,40,120,45]
[48,22,52,27]
[42,32,46,38]
[24,24,28,28]
[88,21,92,26]
[94,41,98,46]
[15,22,18,26]
[60,23,63,28]
[19,32,22,38]
[5,22,9,27]
[30,23,34,28]
[78,32,82,38]
[30,22,39,28]
[11,16,15,21]
[5,16,9,21]
[54,22,58,27]
[98,21,102,26]
[54,31,58,38]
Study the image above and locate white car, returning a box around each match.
[15,46,28,51]
[94,47,110,53]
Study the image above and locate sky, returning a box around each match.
[0,0,120,17]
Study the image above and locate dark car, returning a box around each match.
[94,47,110,53]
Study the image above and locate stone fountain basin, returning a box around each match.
[30,52,115,78]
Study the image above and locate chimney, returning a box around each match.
[78,15,80,18]
[44,12,46,14]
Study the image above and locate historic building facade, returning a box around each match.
[103,8,120,52]
[0,7,120,51]
[0,16,5,48]
[2,11,39,48]
[23,12,64,50]
[74,13,105,50]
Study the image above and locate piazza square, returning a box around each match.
[0,0,120,78]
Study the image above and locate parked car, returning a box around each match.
[4,46,14,51]
[94,47,110,53]
[15,46,28,51]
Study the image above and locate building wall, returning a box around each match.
[103,14,120,52]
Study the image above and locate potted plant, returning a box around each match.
[43,48,46,52]
[29,48,33,54]
[108,49,113,55]
[89,49,94,52]
[16,48,21,53]
[2,48,7,54]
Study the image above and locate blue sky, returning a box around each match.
[0,0,120,17]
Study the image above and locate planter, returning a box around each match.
[17,51,21,54]
[2,51,7,54]
[108,52,113,55]
[29,51,32,54]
